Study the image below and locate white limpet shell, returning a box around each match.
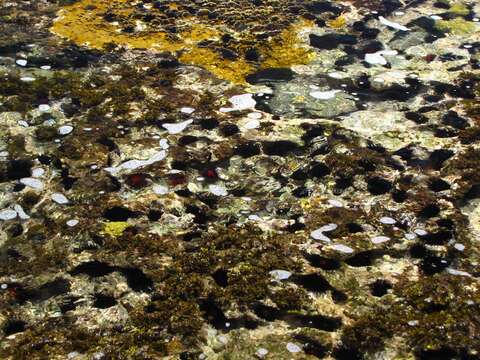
[319,223,338,232]
[365,50,398,65]
[14,204,30,220]
[256,348,269,357]
[414,228,428,236]
[152,184,169,195]
[20,77,35,82]
[243,119,260,130]
[454,243,465,251]
[286,343,302,353]
[16,59,27,66]
[331,244,354,253]
[51,193,69,204]
[31,168,45,178]
[209,184,228,196]
[0,209,17,221]
[105,150,167,175]
[310,229,331,243]
[20,177,44,190]
[180,107,195,114]
[405,233,416,240]
[380,216,396,224]
[269,270,292,281]
[159,139,169,149]
[247,112,262,119]
[58,125,74,135]
[446,268,471,277]
[379,16,410,31]
[38,104,51,112]
[310,89,340,100]
[328,199,343,207]
[162,119,193,134]
[66,219,79,227]
[220,93,256,112]
[371,235,390,244]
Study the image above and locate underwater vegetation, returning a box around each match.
[0,0,480,359]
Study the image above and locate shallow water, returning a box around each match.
[1,0,480,359]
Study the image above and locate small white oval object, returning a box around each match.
[52,193,69,204]
[256,348,269,358]
[209,184,228,196]
[58,125,74,135]
[153,184,169,195]
[310,90,340,100]
[380,216,396,224]
[371,235,390,244]
[331,244,354,254]
[0,209,17,221]
[38,104,51,112]
[286,342,302,353]
[243,119,260,130]
[319,223,338,232]
[32,168,45,178]
[180,107,195,114]
[269,270,292,281]
[20,177,44,190]
[66,219,79,227]
[16,59,27,66]
[454,243,465,251]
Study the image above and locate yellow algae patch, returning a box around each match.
[261,20,316,69]
[327,14,347,29]
[102,221,130,237]
[449,2,470,16]
[51,0,183,52]
[50,0,317,84]
[179,48,254,84]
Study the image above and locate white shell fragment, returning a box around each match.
[319,223,338,232]
[38,104,51,112]
[209,184,228,196]
[51,193,70,204]
[16,59,27,66]
[31,168,45,178]
[105,151,167,175]
[180,107,195,114]
[454,243,465,251]
[153,184,169,195]
[162,119,193,134]
[256,348,269,358]
[331,244,354,253]
[220,93,256,112]
[14,204,30,220]
[58,125,74,135]
[380,216,396,224]
[286,342,302,353]
[20,177,44,190]
[66,219,79,227]
[379,16,410,31]
[372,235,390,244]
[446,268,471,277]
[365,50,398,65]
[310,90,340,100]
[243,119,260,130]
[269,270,292,281]
[310,229,331,243]
[0,209,17,221]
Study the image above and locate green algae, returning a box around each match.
[435,18,477,35]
